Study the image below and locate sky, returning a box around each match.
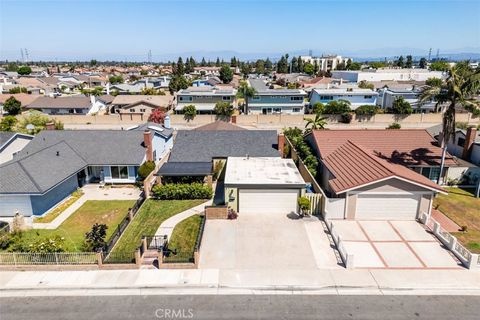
[0,0,479,61]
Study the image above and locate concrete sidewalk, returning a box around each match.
[1,268,480,296]
[155,200,212,240]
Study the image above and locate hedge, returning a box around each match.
[152,183,213,200]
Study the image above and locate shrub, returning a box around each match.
[3,96,22,115]
[283,127,318,177]
[213,161,225,180]
[84,223,108,251]
[138,161,156,180]
[214,101,234,117]
[298,196,311,216]
[12,235,66,253]
[387,122,401,129]
[355,105,379,116]
[148,108,166,124]
[183,104,197,121]
[324,100,352,114]
[389,97,413,115]
[312,102,324,114]
[340,112,353,123]
[152,183,213,200]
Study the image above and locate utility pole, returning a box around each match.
[428,48,432,61]
[20,49,25,62]
[148,49,152,64]
[436,49,440,60]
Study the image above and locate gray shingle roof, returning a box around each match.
[28,96,91,109]
[158,162,212,176]
[168,130,279,162]
[0,132,15,147]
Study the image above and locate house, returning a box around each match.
[175,86,237,114]
[246,79,306,114]
[0,126,172,217]
[305,129,458,220]
[0,132,33,164]
[377,86,436,112]
[223,157,306,214]
[0,94,39,114]
[26,96,93,115]
[157,129,281,185]
[309,87,378,109]
[300,55,349,72]
[111,94,173,118]
[331,69,445,83]
[194,120,246,131]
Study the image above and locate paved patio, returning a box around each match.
[332,220,462,269]
[199,212,341,270]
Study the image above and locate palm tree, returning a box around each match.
[420,62,480,184]
[305,113,327,133]
[237,81,256,114]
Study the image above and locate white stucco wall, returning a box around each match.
[0,137,31,164]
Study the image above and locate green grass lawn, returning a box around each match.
[110,199,206,254]
[9,200,134,252]
[168,214,203,253]
[434,187,480,253]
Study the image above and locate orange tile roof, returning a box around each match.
[310,129,456,167]
[323,140,445,194]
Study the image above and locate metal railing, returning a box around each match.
[0,252,98,266]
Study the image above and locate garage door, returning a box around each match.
[239,189,299,214]
[355,194,420,220]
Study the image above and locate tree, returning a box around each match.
[17,66,32,75]
[369,61,386,69]
[0,116,17,132]
[425,77,443,87]
[215,57,221,67]
[347,61,362,70]
[90,59,97,66]
[219,65,233,83]
[303,63,314,75]
[419,57,427,69]
[237,81,256,113]
[390,96,413,114]
[84,223,108,251]
[355,104,379,116]
[201,57,207,66]
[312,102,324,114]
[429,60,449,71]
[168,75,189,94]
[8,86,27,94]
[305,113,327,133]
[420,63,480,183]
[324,100,352,114]
[3,96,22,115]
[183,104,197,121]
[214,101,234,117]
[108,75,124,84]
[265,58,273,73]
[240,63,252,79]
[297,56,304,73]
[148,108,166,123]
[405,55,413,68]
[396,56,405,68]
[358,80,375,90]
[276,55,289,73]
[174,57,185,75]
[255,59,265,75]
[230,56,238,67]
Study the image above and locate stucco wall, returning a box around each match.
[31,174,79,216]
[354,178,434,193]
[0,195,33,217]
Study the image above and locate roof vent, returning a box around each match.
[56,151,60,156]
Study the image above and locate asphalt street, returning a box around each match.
[1,294,480,320]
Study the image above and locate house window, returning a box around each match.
[293,107,301,112]
[252,96,260,100]
[319,95,333,100]
[179,96,193,102]
[458,137,465,147]
[111,166,129,179]
[273,108,282,113]
[140,108,146,112]
[364,95,373,99]
[421,167,441,182]
[290,96,303,101]
[130,108,135,112]
[222,96,231,101]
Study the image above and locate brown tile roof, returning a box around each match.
[309,129,457,167]
[323,140,445,194]
[0,94,39,106]
[194,121,246,131]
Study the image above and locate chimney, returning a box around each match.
[164,115,171,129]
[278,133,285,158]
[144,130,153,162]
[45,122,55,130]
[462,127,477,160]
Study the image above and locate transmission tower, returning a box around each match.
[428,48,432,61]
[24,48,30,62]
[20,48,25,62]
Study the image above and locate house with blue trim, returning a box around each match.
[309,87,378,110]
[246,79,307,114]
[0,123,173,217]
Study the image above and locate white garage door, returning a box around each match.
[239,189,299,214]
[355,194,420,220]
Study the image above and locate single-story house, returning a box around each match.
[0,94,40,114]
[0,132,33,164]
[0,125,172,217]
[111,94,173,118]
[26,96,93,115]
[223,157,306,214]
[306,129,453,220]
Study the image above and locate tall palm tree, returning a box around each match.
[237,81,256,114]
[305,113,328,133]
[420,63,480,184]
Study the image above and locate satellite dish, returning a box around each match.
[26,124,34,131]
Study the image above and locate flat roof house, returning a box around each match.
[175,86,237,114]
[0,127,172,217]
[247,79,307,114]
[377,87,436,112]
[305,129,452,220]
[310,87,378,110]
[331,69,445,83]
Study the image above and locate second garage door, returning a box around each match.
[239,189,299,214]
[355,194,420,220]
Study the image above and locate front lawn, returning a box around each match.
[167,214,203,257]
[5,200,134,252]
[434,187,480,253]
[34,189,84,223]
[110,199,206,254]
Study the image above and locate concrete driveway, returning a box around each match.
[199,212,340,270]
[332,220,462,269]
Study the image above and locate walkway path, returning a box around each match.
[431,209,461,232]
[154,199,212,240]
[32,185,141,230]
